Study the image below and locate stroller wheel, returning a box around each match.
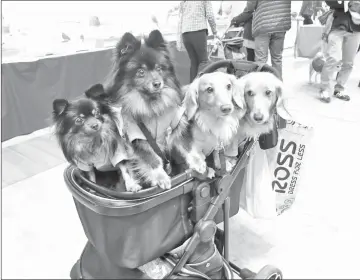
[254,265,282,280]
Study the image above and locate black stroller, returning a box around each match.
[65,59,283,279]
[208,26,246,61]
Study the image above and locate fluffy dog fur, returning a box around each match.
[104,30,184,189]
[52,84,143,192]
[169,72,246,175]
[234,72,291,141]
[309,52,341,84]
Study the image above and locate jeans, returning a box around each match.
[254,32,286,80]
[321,30,360,92]
[182,29,209,82]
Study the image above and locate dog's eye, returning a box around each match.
[246,90,254,96]
[75,117,84,125]
[226,84,232,90]
[265,90,272,96]
[136,69,145,77]
[206,87,213,93]
[155,65,162,72]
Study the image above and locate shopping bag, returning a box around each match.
[266,119,314,215]
[240,119,314,218]
[239,142,278,219]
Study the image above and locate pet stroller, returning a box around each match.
[65,59,283,279]
[208,25,246,61]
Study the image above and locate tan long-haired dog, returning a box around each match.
[234,71,291,141]
[168,72,246,175]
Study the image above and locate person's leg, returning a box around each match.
[269,32,286,80]
[246,47,255,62]
[333,32,360,101]
[191,29,209,75]
[254,34,270,65]
[182,32,199,82]
[319,30,344,102]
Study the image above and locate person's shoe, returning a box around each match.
[319,89,331,103]
[334,90,350,101]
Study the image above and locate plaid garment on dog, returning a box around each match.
[75,139,130,172]
[125,106,186,147]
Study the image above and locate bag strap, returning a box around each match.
[219,148,227,176]
[136,121,169,164]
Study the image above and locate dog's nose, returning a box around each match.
[253,113,264,122]
[152,81,162,89]
[220,105,232,114]
[91,123,99,130]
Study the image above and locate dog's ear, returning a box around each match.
[146,30,169,53]
[85,84,106,101]
[231,75,246,110]
[53,99,69,118]
[183,79,199,120]
[273,77,292,120]
[115,32,140,61]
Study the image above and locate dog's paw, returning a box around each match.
[125,181,142,193]
[150,167,172,190]
[188,155,207,174]
[207,167,216,179]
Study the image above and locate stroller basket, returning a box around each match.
[66,59,282,279]
[65,140,252,271]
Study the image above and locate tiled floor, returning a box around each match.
[2,53,360,279]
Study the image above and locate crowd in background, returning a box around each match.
[175,0,360,102]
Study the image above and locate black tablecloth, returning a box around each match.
[1,42,190,141]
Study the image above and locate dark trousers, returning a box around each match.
[303,15,314,25]
[182,29,208,82]
[246,48,255,62]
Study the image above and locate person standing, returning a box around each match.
[319,1,360,103]
[177,1,219,82]
[300,1,324,25]
[242,0,291,80]
[300,0,315,25]
[231,2,255,61]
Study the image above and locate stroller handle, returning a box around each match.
[201,59,234,74]
[200,59,281,80]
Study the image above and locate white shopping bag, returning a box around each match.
[268,119,314,215]
[240,119,314,218]
[240,142,278,219]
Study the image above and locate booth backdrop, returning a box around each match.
[1,42,190,141]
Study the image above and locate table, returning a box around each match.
[1,41,190,141]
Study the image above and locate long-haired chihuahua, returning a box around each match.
[52,84,143,192]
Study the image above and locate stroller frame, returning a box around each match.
[65,59,283,280]
[208,25,245,61]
